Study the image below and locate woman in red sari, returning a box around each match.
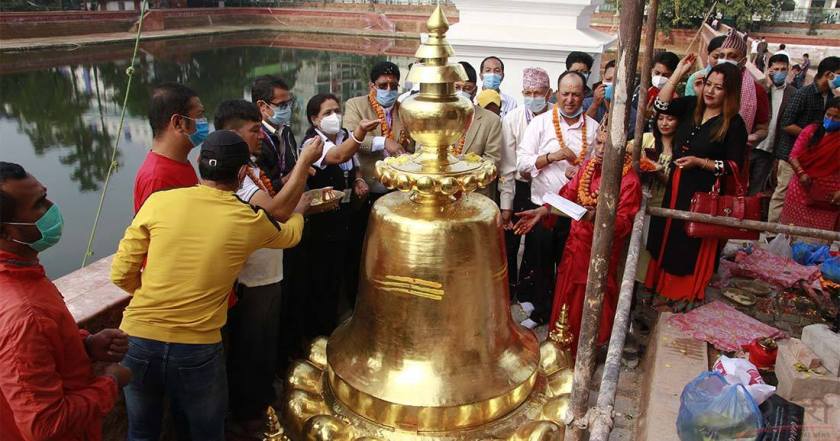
[514,128,642,354]
[780,97,840,231]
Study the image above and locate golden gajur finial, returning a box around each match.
[549,304,574,349]
[376,4,496,204]
[263,406,288,441]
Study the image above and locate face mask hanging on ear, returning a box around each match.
[2,204,64,252]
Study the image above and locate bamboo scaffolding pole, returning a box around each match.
[589,193,648,441]
[647,206,840,242]
[564,0,646,438]
[631,0,659,166]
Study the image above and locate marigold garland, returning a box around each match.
[451,135,467,156]
[247,167,276,197]
[368,89,409,148]
[577,153,633,207]
[552,104,588,166]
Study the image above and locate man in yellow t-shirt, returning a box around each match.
[110,130,307,440]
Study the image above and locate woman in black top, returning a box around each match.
[644,56,748,308]
[297,93,378,338]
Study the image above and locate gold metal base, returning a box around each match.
[282,337,573,441]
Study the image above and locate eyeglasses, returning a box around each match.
[269,96,296,110]
[375,82,400,91]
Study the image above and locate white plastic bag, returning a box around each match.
[764,234,792,259]
[712,356,776,405]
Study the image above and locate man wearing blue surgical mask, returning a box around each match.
[565,51,594,100]
[0,162,133,440]
[584,59,615,122]
[252,75,300,192]
[344,61,415,303]
[500,67,552,310]
[749,54,795,196]
[134,83,206,213]
[479,56,519,117]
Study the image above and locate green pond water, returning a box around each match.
[1,33,413,279]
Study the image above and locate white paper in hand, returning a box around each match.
[543,193,587,221]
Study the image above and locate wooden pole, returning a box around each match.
[647,206,840,242]
[631,0,659,166]
[589,194,648,441]
[564,0,646,438]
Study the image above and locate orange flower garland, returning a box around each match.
[368,89,409,147]
[451,135,467,156]
[246,167,276,197]
[552,104,588,166]
[577,154,633,207]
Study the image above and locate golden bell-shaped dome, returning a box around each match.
[281,5,574,439]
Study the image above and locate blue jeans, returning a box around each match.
[122,336,227,441]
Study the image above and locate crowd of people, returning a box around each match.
[0,28,839,440]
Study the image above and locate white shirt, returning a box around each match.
[236,165,284,287]
[370,105,395,153]
[756,85,786,154]
[499,105,540,210]
[516,110,599,205]
[313,129,358,171]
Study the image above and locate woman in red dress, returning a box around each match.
[514,128,642,354]
[780,97,840,231]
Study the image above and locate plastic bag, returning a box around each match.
[759,394,803,441]
[821,256,840,283]
[677,371,763,441]
[764,234,791,259]
[712,356,776,405]
[791,241,831,266]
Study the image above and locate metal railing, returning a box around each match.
[776,7,840,24]
[0,0,453,12]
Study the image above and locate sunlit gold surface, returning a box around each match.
[281,5,574,439]
[539,306,574,377]
[264,406,290,441]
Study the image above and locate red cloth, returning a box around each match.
[667,300,785,352]
[780,125,840,230]
[133,150,198,214]
[0,250,118,441]
[547,160,642,355]
[796,129,840,179]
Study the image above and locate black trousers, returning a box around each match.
[227,281,282,422]
[344,192,386,307]
[517,202,572,324]
[504,180,533,299]
[748,149,775,196]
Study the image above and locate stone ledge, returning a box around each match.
[53,254,130,332]
[635,312,709,441]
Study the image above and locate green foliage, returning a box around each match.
[781,0,796,11]
[654,0,782,34]
[719,0,782,31]
[655,0,716,35]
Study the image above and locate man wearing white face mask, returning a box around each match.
[478,56,518,117]
[499,67,552,303]
[718,29,770,153]
[514,71,599,327]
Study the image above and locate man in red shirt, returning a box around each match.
[133,83,208,213]
[0,161,132,441]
